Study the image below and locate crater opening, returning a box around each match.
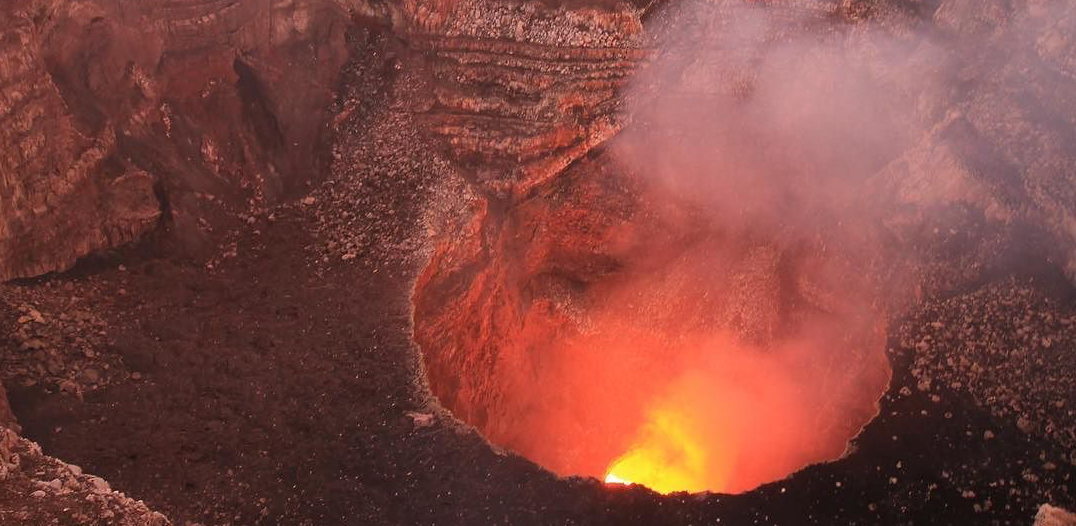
[408,0,962,494]
[412,145,894,494]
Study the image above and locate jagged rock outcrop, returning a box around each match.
[0,0,352,280]
[0,426,171,525]
[0,3,162,279]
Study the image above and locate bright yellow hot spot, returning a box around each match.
[603,472,632,486]
[603,408,716,495]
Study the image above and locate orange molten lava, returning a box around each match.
[603,398,730,494]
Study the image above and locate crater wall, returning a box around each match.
[0,0,352,280]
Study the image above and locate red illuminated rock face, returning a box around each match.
[413,143,894,490]
[0,0,351,280]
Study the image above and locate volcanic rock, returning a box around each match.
[0,425,171,525]
[0,380,20,433]
[1037,504,1076,526]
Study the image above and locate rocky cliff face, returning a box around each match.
[0,2,160,279]
[0,0,351,280]
[0,1,355,520]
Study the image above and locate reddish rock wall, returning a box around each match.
[0,0,352,280]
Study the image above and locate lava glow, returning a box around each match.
[489,318,888,496]
[418,241,889,496]
[603,406,717,494]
